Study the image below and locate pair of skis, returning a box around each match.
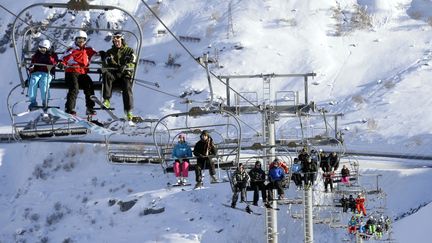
[221,203,265,216]
[90,95,145,124]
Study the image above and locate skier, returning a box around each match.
[172,133,192,185]
[269,158,289,187]
[323,170,335,193]
[193,130,218,188]
[267,159,285,203]
[339,195,349,213]
[58,30,97,116]
[348,215,357,234]
[366,216,377,235]
[231,163,250,208]
[310,149,320,165]
[356,193,367,216]
[99,31,137,121]
[27,39,57,110]
[384,216,391,232]
[248,160,267,206]
[348,194,356,212]
[340,164,351,185]
[303,157,318,188]
[298,147,309,164]
[319,151,331,172]
[290,158,303,190]
[328,151,340,171]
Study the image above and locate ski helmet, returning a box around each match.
[75,30,88,41]
[38,39,51,49]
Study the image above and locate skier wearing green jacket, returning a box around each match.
[100,31,136,121]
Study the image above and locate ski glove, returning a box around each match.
[99,51,107,61]
[57,62,65,70]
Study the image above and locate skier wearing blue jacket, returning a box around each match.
[267,159,285,202]
[291,158,303,189]
[172,133,192,185]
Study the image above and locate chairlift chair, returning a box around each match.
[8,0,143,140]
[152,108,242,177]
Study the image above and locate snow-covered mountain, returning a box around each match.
[0,0,431,242]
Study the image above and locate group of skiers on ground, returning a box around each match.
[348,213,392,240]
[28,30,137,120]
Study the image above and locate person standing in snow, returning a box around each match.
[58,30,97,116]
[231,163,250,208]
[172,133,192,185]
[248,160,267,206]
[99,31,137,121]
[27,39,57,110]
[193,130,218,188]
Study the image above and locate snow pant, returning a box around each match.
[291,173,303,187]
[342,203,349,212]
[194,157,216,183]
[303,171,316,186]
[28,72,52,108]
[102,71,133,112]
[65,72,95,112]
[368,224,376,234]
[250,181,267,204]
[324,178,333,192]
[173,159,189,178]
[231,185,246,206]
[267,180,284,201]
[348,226,357,234]
[356,204,367,216]
[349,203,356,212]
[341,176,350,184]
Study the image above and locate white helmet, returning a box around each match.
[75,30,88,41]
[39,39,51,49]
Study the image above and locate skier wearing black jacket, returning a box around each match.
[328,152,340,171]
[193,130,217,188]
[248,161,267,206]
[231,163,250,208]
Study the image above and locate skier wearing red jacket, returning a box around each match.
[59,30,97,115]
[356,193,367,216]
